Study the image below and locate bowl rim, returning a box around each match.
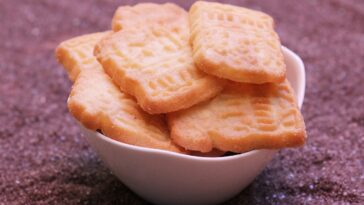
[282,46,306,107]
[92,130,269,161]
[85,46,305,161]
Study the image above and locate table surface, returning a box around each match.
[1,0,363,204]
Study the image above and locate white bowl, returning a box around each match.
[80,46,305,205]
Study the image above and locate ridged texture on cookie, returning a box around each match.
[55,32,110,81]
[168,80,306,153]
[112,3,187,33]
[190,1,286,84]
[95,3,224,114]
[56,33,184,153]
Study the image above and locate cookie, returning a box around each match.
[55,32,110,81]
[168,80,306,153]
[190,1,286,84]
[95,4,224,114]
[56,33,184,153]
[112,3,187,34]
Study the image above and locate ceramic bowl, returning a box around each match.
[80,46,305,205]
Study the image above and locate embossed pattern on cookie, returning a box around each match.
[95,4,224,114]
[56,32,110,81]
[112,3,187,34]
[190,1,286,84]
[56,33,184,153]
[168,80,306,153]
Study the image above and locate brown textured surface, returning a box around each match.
[0,0,363,204]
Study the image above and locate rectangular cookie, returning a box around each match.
[56,33,184,153]
[95,3,224,114]
[168,80,306,153]
[190,1,286,84]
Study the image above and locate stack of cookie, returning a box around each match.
[56,1,306,155]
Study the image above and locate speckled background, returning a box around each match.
[0,0,363,204]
